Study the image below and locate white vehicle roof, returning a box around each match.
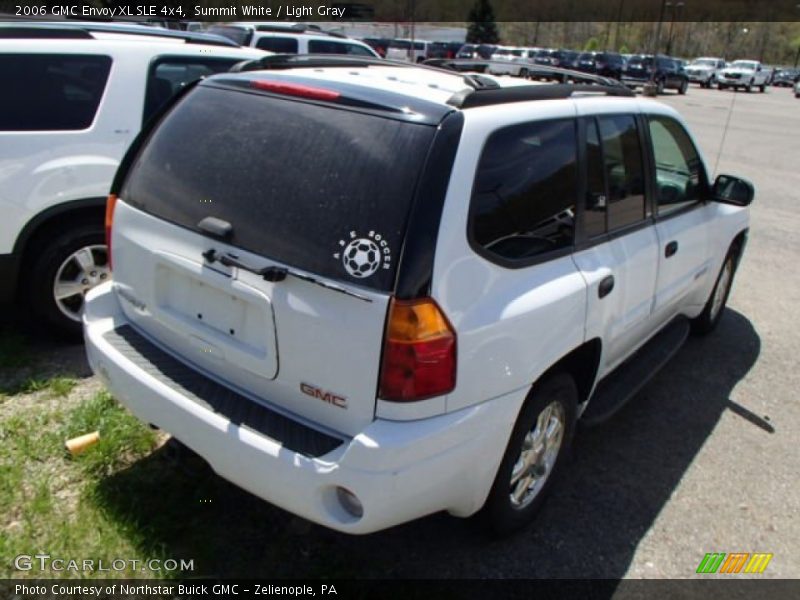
[233,63,682,118]
[0,35,268,60]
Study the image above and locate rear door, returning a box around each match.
[644,113,713,322]
[572,113,659,377]
[113,81,438,436]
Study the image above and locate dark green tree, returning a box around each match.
[466,0,500,44]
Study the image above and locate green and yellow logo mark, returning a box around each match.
[696,552,773,574]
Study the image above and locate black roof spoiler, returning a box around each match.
[422,58,635,107]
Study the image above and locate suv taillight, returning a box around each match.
[105,194,117,269]
[379,297,456,402]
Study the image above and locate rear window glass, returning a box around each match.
[143,56,245,125]
[0,54,111,131]
[307,40,373,56]
[255,36,298,53]
[121,84,436,291]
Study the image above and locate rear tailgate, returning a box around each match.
[112,79,438,436]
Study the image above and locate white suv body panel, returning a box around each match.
[430,100,588,414]
[0,39,265,255]
[84,281,524,533]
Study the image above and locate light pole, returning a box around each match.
[665,1,684,56]
[795,5,800,68]
[643,0,668,95]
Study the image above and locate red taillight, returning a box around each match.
[105,193,117,269]
[379,298,456,402]
[249,80,341,101]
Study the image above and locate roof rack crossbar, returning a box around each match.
[447,83,635,109]
[423,58,626,89]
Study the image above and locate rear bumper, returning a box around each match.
[83,283,525,534]
[0,253,20,304]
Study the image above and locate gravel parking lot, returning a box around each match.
[2,85,798,580]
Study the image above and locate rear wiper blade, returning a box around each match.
[202,249,372,303]
[287,270,373,303]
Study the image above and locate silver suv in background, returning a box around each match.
[0,22,266,337]
[685,57,726,88]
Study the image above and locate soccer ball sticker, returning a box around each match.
[334,230,392,279]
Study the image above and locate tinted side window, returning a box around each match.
[0,54,111,131]
[255,37,298,53]
[597,115,646,230]
[143,57,244,124]
[648,115,707,216]
[584,118,607,238]
[470,119,577,262]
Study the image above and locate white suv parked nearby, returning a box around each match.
[207,22,378,57]
[0,23,267,337]
[85,57,752,535]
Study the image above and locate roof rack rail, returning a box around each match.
[0,22,239,47]
[423,58,626,89]
[446,83,635,109]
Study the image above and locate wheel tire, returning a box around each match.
[691,250,737,335]
[759,84,766,93]
[481,372,577,537]
[519,68,529,79]
[679,79,688,95]
[745,80,753,93]
[26,221,107,341]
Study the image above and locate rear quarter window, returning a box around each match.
[469,119,578,264]
[121,83,437,292]
[0,53,111,131]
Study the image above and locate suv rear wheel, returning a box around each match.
[481,372,577,536]
[27,223,108,340]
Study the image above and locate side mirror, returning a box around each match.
[712,174,754,206]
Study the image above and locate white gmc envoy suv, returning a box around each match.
[84,56,752,535]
